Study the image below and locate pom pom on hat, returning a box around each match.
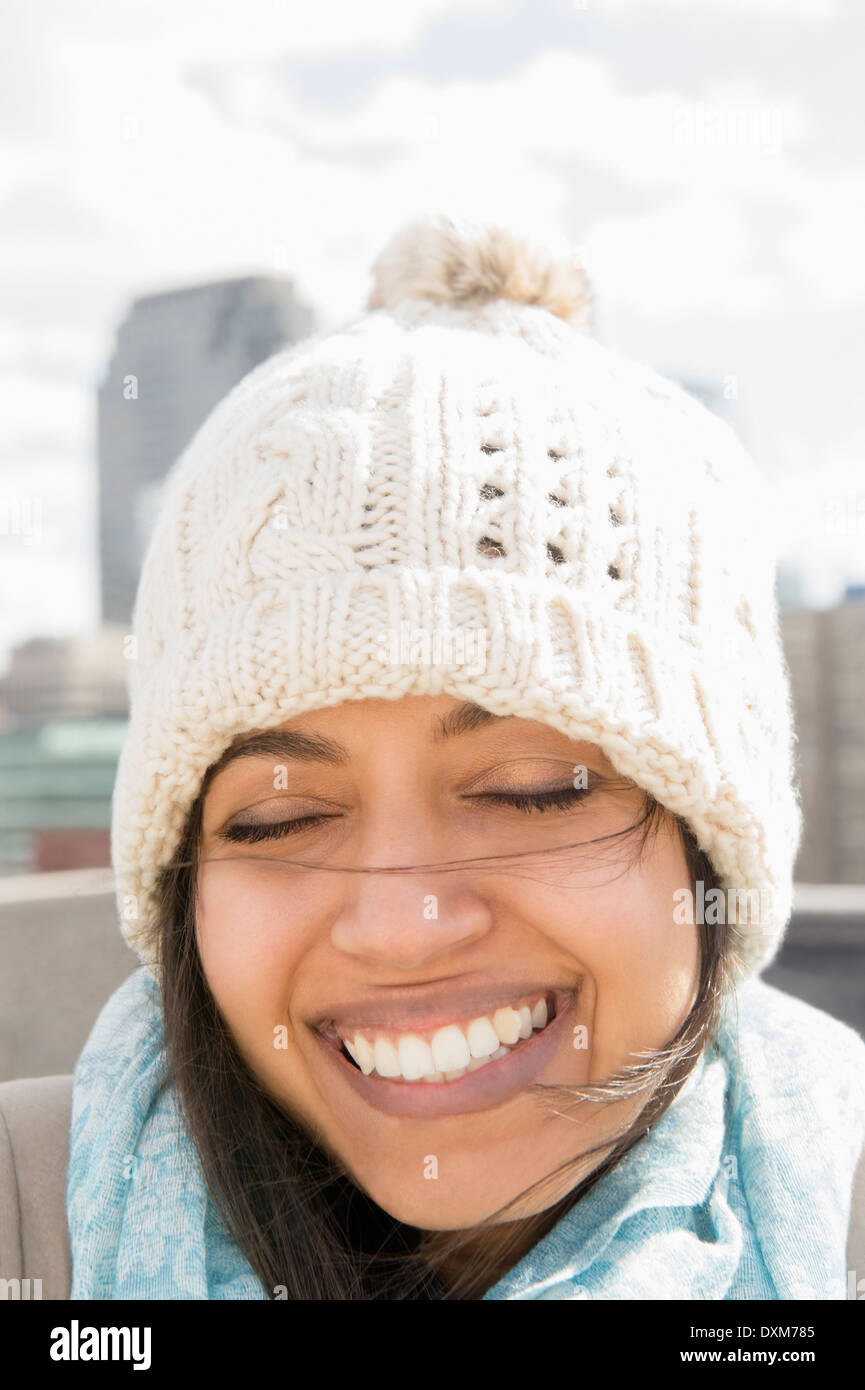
[366,212,593,331]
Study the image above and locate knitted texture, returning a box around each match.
[113,213,802,978]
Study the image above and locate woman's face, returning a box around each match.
[197,693,699,1229]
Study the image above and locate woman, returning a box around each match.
[65,214,865,1300]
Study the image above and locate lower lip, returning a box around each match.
[311,991,579,1118]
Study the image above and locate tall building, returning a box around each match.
[831,593,865,880]
[98,276,316,625]
[781,593,865,883]
[781,606,831,881]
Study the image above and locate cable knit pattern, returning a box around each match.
[113,214,801,977]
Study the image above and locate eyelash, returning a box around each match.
[221,786,590,844]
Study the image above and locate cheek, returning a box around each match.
[588,875,698,990]
[195,874,330,1139]
[521,857,700,1060]
[195,870,310,1019]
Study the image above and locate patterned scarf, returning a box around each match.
[67,968,865,1299]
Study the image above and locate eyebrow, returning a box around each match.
[203,702,510,782]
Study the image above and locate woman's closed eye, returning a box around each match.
[218,785,592,844]
[475,785,591,814]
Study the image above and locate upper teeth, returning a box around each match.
[338,996,550,1083]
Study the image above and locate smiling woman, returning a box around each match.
[154,694,722,1298]
[63,213,865,1302]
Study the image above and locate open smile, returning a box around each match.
[311,987,580,1118]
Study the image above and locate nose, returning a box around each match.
[329,861,493,971]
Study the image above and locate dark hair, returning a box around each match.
[155,781,733,1300]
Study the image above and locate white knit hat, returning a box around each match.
[114,213,802,980]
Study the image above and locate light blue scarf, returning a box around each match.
[67,967,865,1300]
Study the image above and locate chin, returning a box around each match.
[348,1162,529,1230]
[368,1188,498,1231]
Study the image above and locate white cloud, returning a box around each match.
[0,373,91,456]
[0,444,97,666]
[0,1,863,667]
[782,171,865,301]
[217,55,810,200]
[591,0,845,20]
[3,0,511,63]
[771,425,865,602]
[585,194,777,317]
[0,34,837,327]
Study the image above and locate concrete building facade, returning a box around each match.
[781,593,865,883]
[98,275,316,626]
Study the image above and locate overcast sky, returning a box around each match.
[1,0,863,670]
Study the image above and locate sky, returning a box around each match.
[1,0,864,670]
